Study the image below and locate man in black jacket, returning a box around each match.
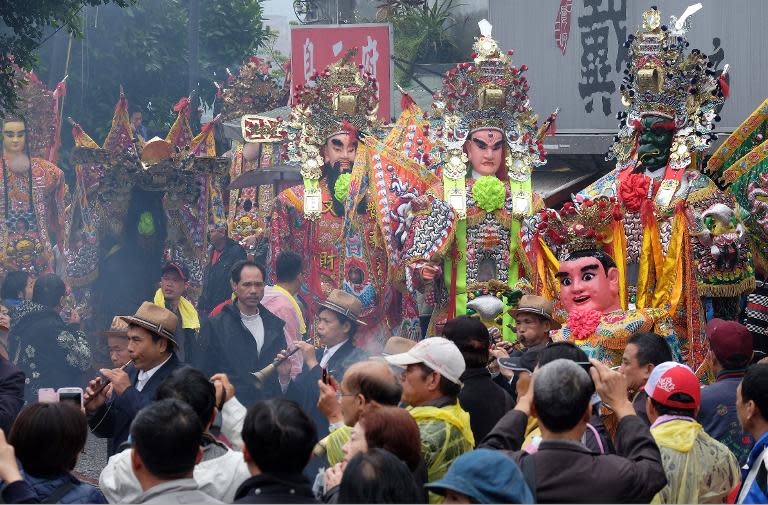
[235,399,318,503]
[198,260,286,406]
[85,302,183,455]
[480,358,667,503]
[443,316,514,443]
[276,290,368,435]
[198,223,247,317]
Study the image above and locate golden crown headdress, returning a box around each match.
[285,49,380,178]
[609,5,726,170]
[220,57,289,121]
[430,19,546,178]
[536,197,623,260]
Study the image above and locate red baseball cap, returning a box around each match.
[706,318,753,367]
[161,262,189,282]
[644,362,701,409]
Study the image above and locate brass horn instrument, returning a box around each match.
[252,346,302,388]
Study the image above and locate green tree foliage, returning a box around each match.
[37,0,267,143]
[0,0,135,118]
[378,0,463,86]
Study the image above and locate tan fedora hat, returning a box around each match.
[509,294,561,329]
[382,336,417,356]
[119,302,179,346]
[100,316,130,338]
[318,289,367,325]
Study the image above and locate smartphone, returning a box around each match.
[321,367,329,385]
[57,387,84,409]
[38,388,58,403]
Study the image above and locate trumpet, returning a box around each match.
[252,347,301,388]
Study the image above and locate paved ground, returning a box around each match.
[74,433,108,485]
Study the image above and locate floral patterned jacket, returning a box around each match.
[9,301,92,402]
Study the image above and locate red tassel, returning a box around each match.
[400,91,415,111]
[548,116,557,136]
[719,74,730,99]
[341,119,359,140]
[173,97,191,114]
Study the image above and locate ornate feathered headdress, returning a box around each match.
[608,5,727,171]
[285,49,380,178]
[536,197,624,260]
[220,57,289,121]
[431,19,546,181]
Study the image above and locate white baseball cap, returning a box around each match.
[384,337,466,385]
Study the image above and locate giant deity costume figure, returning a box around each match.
[577,7,754,352]
[1,72,67,276]
[397,21,551,340]
[531,196,680,367]
[66,92,227,331]
[270,50,399,350]
[220,56,290,265]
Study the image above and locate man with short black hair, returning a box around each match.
[262,251,306,378]
[85,302,183,455]
[481,358,667,503]
[235,399,319,503]
[198,260,286,405]
[699,318,756,465]
[99,367,250,502]
[199,223,247,316]
[130,398,222,504]
[736,364,768,503]
[443,316,514,442]
[620,332,673,424]
[385,337,474,485]
[645,362,739,503]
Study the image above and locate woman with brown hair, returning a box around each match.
[323,405,427,503]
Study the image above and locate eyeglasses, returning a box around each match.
[336,391,354,401]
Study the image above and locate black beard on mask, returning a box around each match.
[323,161,367,216]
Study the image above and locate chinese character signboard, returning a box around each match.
[490,0,765,134]
[241,115,283,143]
[290,24,393,122]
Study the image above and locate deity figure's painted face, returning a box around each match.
[2,120,27,156]
[637,114,674,172]
[466,128,504,176]
[556,255,620,314]
[323,133,358,171]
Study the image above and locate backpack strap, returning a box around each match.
[42,481,77,504]
[519,452,537,503]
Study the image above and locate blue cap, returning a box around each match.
[425,449,534,504]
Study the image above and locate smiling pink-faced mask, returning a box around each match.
[556,255,621,314]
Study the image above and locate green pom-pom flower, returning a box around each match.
[334,173,352,203]
[137,211,156,236]
[471,176,506,213]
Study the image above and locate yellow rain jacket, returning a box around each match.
[409,402,474,503]
[651,419,740,504]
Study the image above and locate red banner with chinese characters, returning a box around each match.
[555,0,573,55]
[290,24,392,122]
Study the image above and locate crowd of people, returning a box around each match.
[2,5,768,504]
[0,261,767,503]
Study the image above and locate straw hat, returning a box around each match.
[318,289,366,325]
[119,302,178,346]
[508,294,561,329]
